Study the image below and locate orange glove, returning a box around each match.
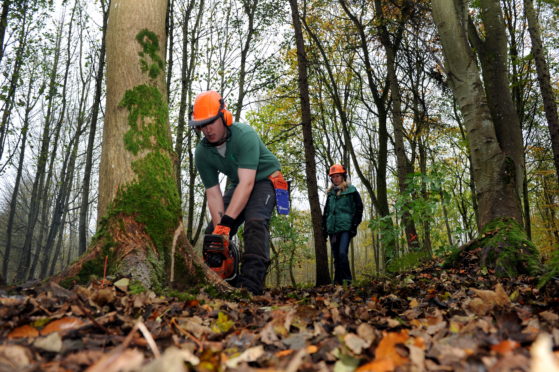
[212,215,235,237]
[212,225,231,236]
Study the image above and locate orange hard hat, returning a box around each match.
[329,164,347,176]
[189,90,233,127]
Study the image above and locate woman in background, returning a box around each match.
[322,164,363,285]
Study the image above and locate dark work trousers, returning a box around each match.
[329,231,352,285]
[205,179,276,295]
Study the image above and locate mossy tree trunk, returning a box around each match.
[431,0,539,277]
[53,0,227,292]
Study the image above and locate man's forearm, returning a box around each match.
[225,183,254,219]
[206,185,224,226]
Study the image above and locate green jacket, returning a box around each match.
[323,184,363,234]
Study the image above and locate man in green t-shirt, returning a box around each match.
[189,90,282,295]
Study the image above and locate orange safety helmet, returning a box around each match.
[329,164,347,176]
[189,90,233,128]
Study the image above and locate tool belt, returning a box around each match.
[268,170,290,215]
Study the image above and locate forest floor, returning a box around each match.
[1,249,559,372]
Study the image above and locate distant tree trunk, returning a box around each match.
[2,72,39,281]
[30,6,78,280]
[432,0,538,277]
[165,0,174,99]
[234,0,257,122]
[16,20,62,282]
[0,0,11,65]
[79,0,108,255]
[524,0,559,183]
[338,0,393,267]
[375,0,419,251]
[289,0,331,286]
[53,0,226,291]
[0,3,28,170]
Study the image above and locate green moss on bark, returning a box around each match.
[72,29,180,289]
[479,218,540,277]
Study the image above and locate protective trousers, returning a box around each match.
[329,231,352,285]
[205,179,275,294]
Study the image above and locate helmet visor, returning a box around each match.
[189,113,220,128]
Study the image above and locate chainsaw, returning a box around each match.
[203,234,239,281]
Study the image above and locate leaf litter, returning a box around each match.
[1,259,559,371]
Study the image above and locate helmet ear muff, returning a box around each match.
[219,98,233,126]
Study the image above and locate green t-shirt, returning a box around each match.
[195,122,280,189]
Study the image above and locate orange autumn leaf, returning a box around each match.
[306,345,318,354]
[7,324,39,339]
[41,317,85,335]
[276,349,294,358]
[373,330,410,368]
[491,339,520,354]
[356,358,394,372]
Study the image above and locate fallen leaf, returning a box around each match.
[530,333,559,372]
[34,332,63,353]
[141,346,199,372]
[0,344,35,369]
[344,333,368,354]
[225,345,264,368]
[491,339,520,355]
[7,324,39,339]
[356,358,394,372]
[372,330,410,368]
[41,317,85,335]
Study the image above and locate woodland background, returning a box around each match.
[0,0,558,287]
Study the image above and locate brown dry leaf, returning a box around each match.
[344,333,368,354]
[85,348,144,372]
[224,345,264,368]
[0,344,35,370]
[491,339,520,355]
[141,346,199,372]
[470,283,510,309]
[7,324,39,339]
[41,317,85,335]
[465,297,493,316]
[33,332,63,353]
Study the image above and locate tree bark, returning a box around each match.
[431,0,523,229]
[79,0,108,255]
[374,0,419,251]
[467,0,525,208]
[16,18,62,282]
[288,0,331,286]
[53,0,227,292]
[524,0,559,183]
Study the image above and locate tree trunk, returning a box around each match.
[16,19,62,282]
[338,0,394,266]
[467,0,525,209]
[234,0,257,122]
[53,0,227,292]
[432,0,522,229]
[2,71,39,281]
[0,0,11,65]
[524,0,559,183]
[432,0,538,277]
[375,0,419,251]
[79,0,108,255]
[0,2,28,172]
[289,0,331,286]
